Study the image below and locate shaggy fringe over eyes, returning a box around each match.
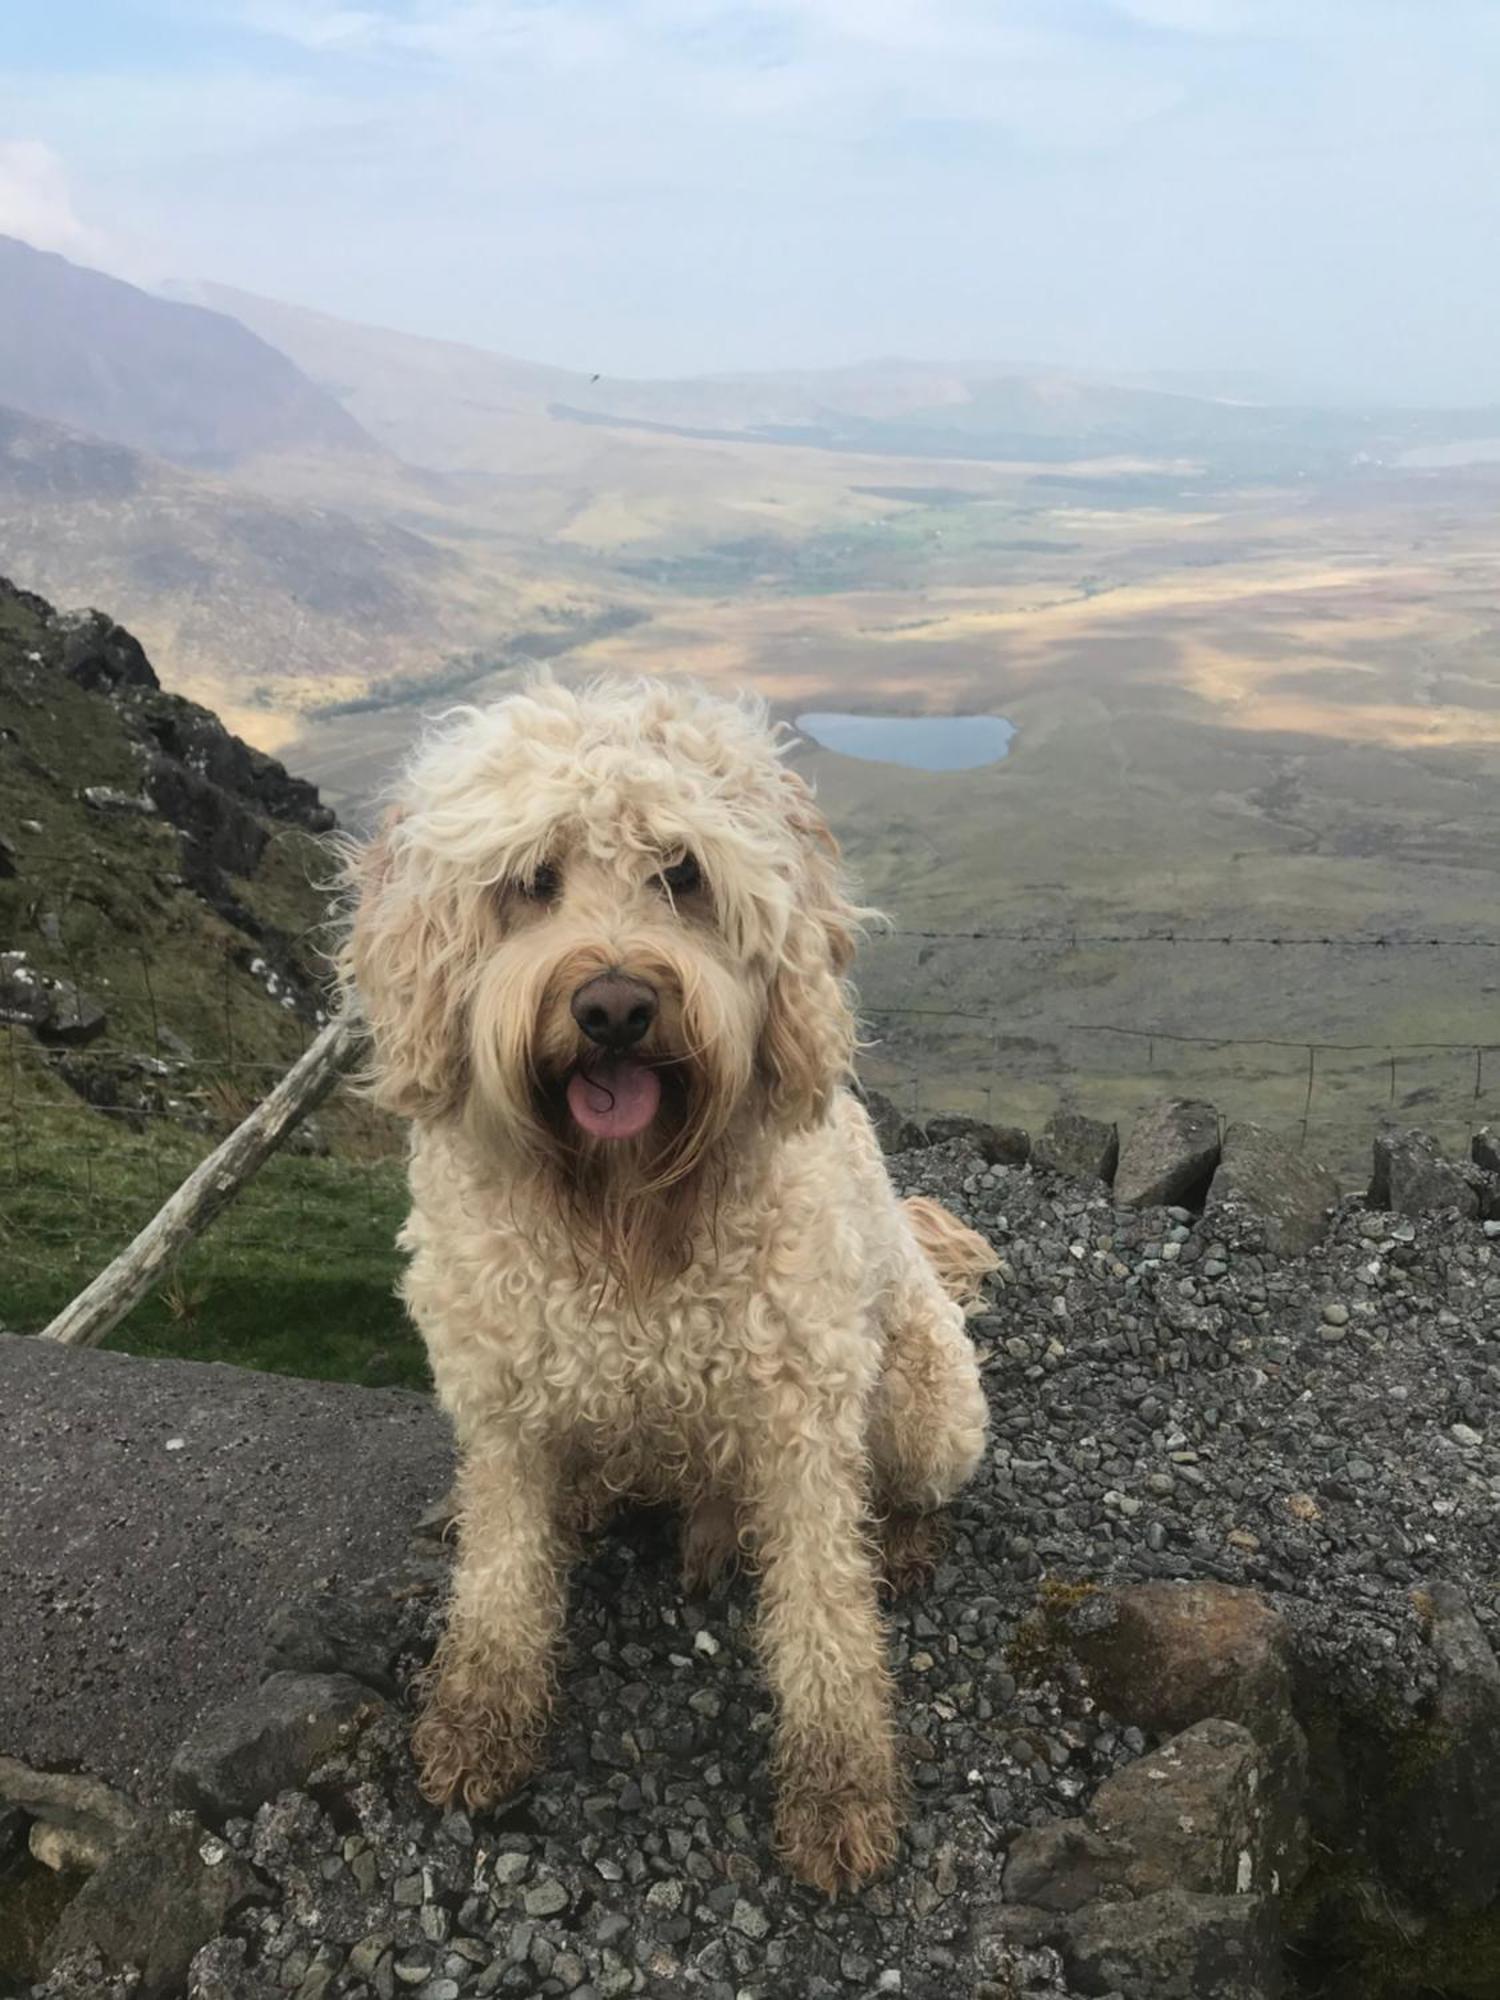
[337,678,874,1296]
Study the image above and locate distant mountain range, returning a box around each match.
[6,234,1500,752]
[0,236,376,467]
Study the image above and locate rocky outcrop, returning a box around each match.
[170,1673,388,1826]
[1370,1125,1481,1219]
[1032,1108,1119,1185]
[1113,1097,1220,1210]
[1207,1122,1339,1255]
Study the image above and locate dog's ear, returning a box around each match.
[759,773,859,1132]
[340,809,475,1119]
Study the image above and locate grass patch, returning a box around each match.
[0,1060,423,1390]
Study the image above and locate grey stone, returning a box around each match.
[1063,1889,1283,2000]
[29,1819,119,1874]
[1472,1127,1500,1176]
[0,951,52,1027]
[83,785,158,817]
[1207,1122,1340,1255]
[170,1673,386,1824]
[1089,1719,1269,1897]
[44,1810,267,2000]
[922,1113,1030,1166]
[31,977,108,1045]
[0,1335,451,1797]
[1379,1584,1500,1912]
[1370,1127,1479,1219]
[1114,1099,1220,1210]
[861,1087,928,1157]
[1033,1110,1120,1186]
[0,1756,138,1868]
[1065,1584,1307,1893]
[1001,1820,1133,1912]
[261,1579,410,1696]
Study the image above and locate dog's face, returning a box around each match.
[344,681,860,1280]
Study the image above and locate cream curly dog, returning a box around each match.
[342,679,994,1893]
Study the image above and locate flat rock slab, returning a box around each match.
[0,1335,451,1798]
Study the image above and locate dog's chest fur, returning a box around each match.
[400,1107,895,1469]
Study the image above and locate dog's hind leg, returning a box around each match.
[868,1207,992,1590]
[681,1492,741,1594]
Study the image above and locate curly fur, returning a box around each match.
[340,678,992,1893]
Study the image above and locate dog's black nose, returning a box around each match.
[571,971,658,1051]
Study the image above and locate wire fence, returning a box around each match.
[3,915,1498,1343]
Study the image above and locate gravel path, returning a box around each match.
[49,1137,1500,2000]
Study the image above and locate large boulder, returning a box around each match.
[1063,1583,1307,1892]
[1033,1110,1119,1186]
[52,607,158,695]
[1370,1127,1480,1219]
[1378,1585,1500,1912]
[0,1336,451,1797]
[1473,1128,1500,1177]
[923,1112,1031,1166]
[43,1811,266,2000]
[1063,1889,1284,2000]
[1206,1122,1340,1255]
[0,1757,138,1874]
[860,1086,928,1157]
[1113,1099,1220,1210]
[169,1672,388,1825]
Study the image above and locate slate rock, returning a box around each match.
[1473,1128,1500,1177]
[1033,1110,1119,1186]
[0,952,52,1027]
[1064,1584,1307,1891]
[1380,1584,1500,1912]
[32,978,109,1046]
[1370,1127,1479,1219]
[54,607,159,694]
[1206,1122,1339,1255]
[30,1819,125,1874]
[1063,1889,1284,2000]
[861,1087,928,1157]
[1089,1719,1268,1897]
[0,1755,139,1866]
[261,1577,410,1696]
[1114,1099,1220,1210]
[82,785,158,817]
[169,1672,386,1824]
[923,1113,1031,1166]
[1001,1819,1133,1913]
[44,1810,266,2000]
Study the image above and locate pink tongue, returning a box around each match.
[566,1060,662,1141]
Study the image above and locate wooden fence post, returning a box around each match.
[40,1017,361,1349]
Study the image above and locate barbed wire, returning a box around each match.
[882,925,1500,951]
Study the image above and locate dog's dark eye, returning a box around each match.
[658,854,701,896]
[522,861,560,902]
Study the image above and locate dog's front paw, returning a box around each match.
[412,1674,543,1812]
[774,1733,901,1895]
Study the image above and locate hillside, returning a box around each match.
[0,236,376,467]
[194,280,1500,480]
[0,575,413,1378]
[0,401,631,732]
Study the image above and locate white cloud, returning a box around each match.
[0,140,99,255]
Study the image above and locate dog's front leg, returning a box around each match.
[413,1437,565,1812]
[750,1430,900,1894]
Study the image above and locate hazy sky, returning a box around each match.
[3,1,1499,399]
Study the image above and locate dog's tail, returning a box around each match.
[902,1194,1000,1313]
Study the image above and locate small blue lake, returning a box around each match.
[796,711,1016,772]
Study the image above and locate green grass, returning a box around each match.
[0,1061,425,1390]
